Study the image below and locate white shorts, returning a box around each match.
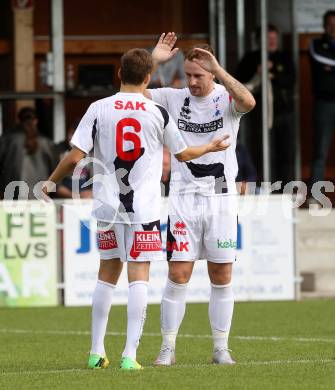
[167,194,238,263]
[97,220,163,262]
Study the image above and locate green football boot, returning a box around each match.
[120,356,142,370]
[87,353,110,369]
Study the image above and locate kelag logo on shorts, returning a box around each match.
[217,223,242,250]
[217,239,237,249]
[134,231,162,251]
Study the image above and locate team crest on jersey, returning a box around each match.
[213,95,223,118]
[134,231,162,252]
[173,221,187,236]
[98,230,118,250]
[180,97,191,120]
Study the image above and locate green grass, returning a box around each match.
[1,300,335,390]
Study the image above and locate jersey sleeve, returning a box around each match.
[230,99,246,119]
[70,103,97,153]
[163,114,187,155]
[217,85,245,120]
[153,103,186,155]
[149,87,175,110]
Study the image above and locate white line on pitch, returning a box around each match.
[1,359,334,376]
[0,328,335,344]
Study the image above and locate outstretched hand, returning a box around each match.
[152,32,179,64]
[191,48,221,75]
[208,134,231,152]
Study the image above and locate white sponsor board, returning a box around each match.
[63,201,100,306]
[63,196,295,306]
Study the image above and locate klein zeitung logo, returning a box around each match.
[134,231,162,251]
[98,230,118,250]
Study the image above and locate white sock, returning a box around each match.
[208,282,234,351]
[160,279,188,349]
[91,279,115,355]
[122,281,148,360]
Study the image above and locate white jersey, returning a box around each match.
[150,83,244,195]
[71,92,187,223]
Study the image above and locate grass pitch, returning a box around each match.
[1,300,334,390]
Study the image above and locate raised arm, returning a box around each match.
[152,32,179,68]
[192,48,256,113]
[145,32,179,100]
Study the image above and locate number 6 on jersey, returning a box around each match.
[116,118,142,161]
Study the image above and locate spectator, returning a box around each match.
[0,107,56,199]
[309,10,335,189]
[149,49,186,88]
[236,140,257,195]
[54,119,92,198]
[236,24,295,186]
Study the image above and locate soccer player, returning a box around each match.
[42,47,231,370]
[145,33,256,365]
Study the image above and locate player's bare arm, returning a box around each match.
[175,134,231,162]
[42,147,86,194]
[192,48,256,113]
